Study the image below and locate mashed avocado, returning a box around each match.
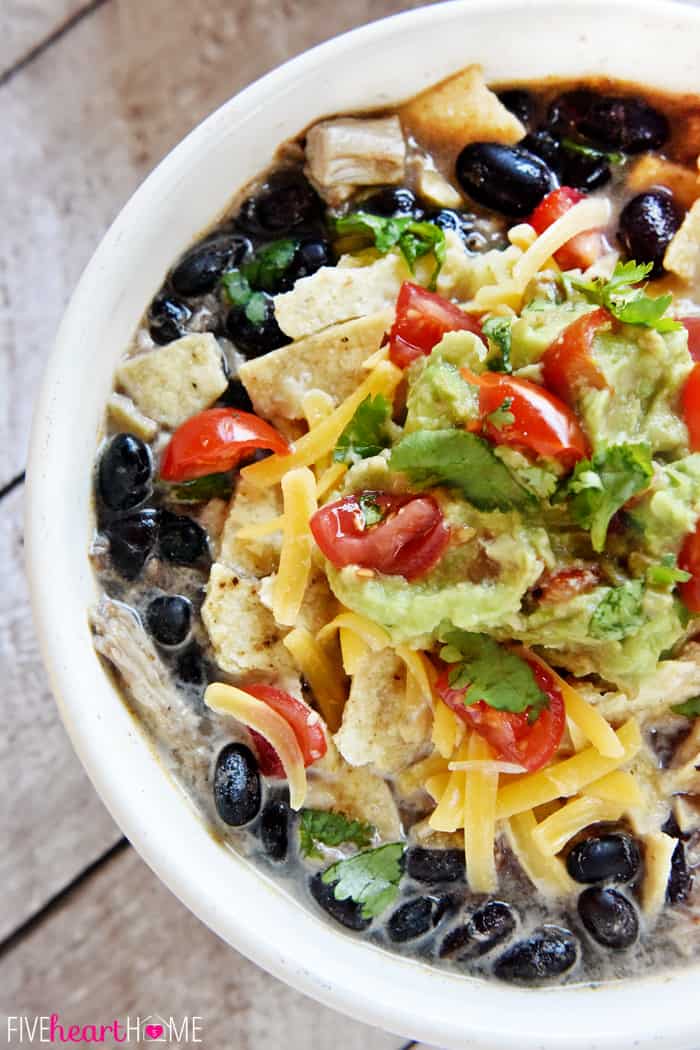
[628,454,700,557]
[510,299,597,369]
[404,332,485,433]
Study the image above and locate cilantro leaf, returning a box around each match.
[221,269,252,307]
[571,259,682,333]
[164,472,234,503]
[671,696,700,718]
[334,394,391,463]
[333,211,446,289]
[321,843,405,919]
[565,443,653,552]
[561,138,624,165]
[589,580,645,640]
[241,239,298,290]
[486,397,515,431]
[389,429,532,512]
[646,554,691,588]
[299,809,375,859]
[438,628,549,715]
[482,316,513,373]
[358,493,384,527]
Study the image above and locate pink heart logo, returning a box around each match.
[145,1025,164,1040]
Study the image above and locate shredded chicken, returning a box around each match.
[305,116,405,205]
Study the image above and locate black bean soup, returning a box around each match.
[91,74,700,988]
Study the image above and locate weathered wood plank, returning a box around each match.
[0,0,84,75]
[0,0,441,486]
[1,845,406,1050]
[0,484,121,942]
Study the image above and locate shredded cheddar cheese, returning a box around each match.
[463,733,499,892]
[532,795,626,856]
[272,467,317,627]
[283,626,346,732]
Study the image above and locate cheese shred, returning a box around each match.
[272,467,317,627]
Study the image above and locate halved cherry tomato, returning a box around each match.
[388,281,482,368]
[529,186,606,271]
[245,683,327,777]
[310,491,450,581]
[679,523,700,613]
[538,566,600,604]
[682,363,700,452]
[681,317,700,362]
[160,408,290,481]
[436,658,565,773]
[465,370,589,470]
[540,308,610,404]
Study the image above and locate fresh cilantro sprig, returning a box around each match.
[589,580,645,641]
[571,260,682,333]
[334,394,391,463]
[221,238,299,323]
[299,809,375,859]
[438,628,549,716]
[561,138,625,166]
[563,443,653,552]
[163,472,234,503]
[671,696,700,718]
[321,843,405,919]
[646,554,691,588]
[333,211,446,289]
[389,430,532,512]
[482,316,513,373]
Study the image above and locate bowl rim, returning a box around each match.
[25,1,700,1046]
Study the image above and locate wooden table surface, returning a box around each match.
[0,2,440,1047]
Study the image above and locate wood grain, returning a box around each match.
[0,0,84,75]
[0,0,441,486]
[0,484,121,943]
[0,844,406,1050]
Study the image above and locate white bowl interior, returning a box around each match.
[26,1,700,1047]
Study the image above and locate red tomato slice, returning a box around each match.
[388,281,482,368]
[538,566,600,604]
[245,683,327,777]
[436,659,565,773]
[160,408,290,481]
[682,363,700,452]
[310,491,450,581]
[682,317,700,362]
[529,186,606,271]
[679,523,700,613]
[467,370,589,470]
[540,308,611,404]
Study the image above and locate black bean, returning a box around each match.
[440,900,517,960]
[146,594,192,646]
[260,799,290,861]
[546,89,597,136]
[148,292,191,344]
[158,511,208,565]
[667,840,693,904]
[405,847,466,884]
[428,208,487,251]
[214,743,262,826]
[98,433,152,513]
[104,509,160,580]
[519,129,563,174]
[286,238,332,283]
[578,887,639,949]
[225,295,291,358]
[309,873,371,931]
[218,378,254,412]
[498,89,536,128]
[618,190,681,277]
[237,170,321,235]
[566,833,641,885]
[456,143,556,218]
[171,235,252,297]
[580,96,669,154]
[494,927,578,983]
[175,642,206,686]
[561,151,611,192]
[387,896,451,943]
[359,186,421,217]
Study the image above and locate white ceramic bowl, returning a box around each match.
[26,1,700,1045]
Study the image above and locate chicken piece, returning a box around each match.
[116,333,227,428]
[219,477,283,577]
[90,598,206,769]
[305,116,405,205]
[240,311,391,418]
[334,648,431,775]
[272,255,405,340]
[664,199,700,284]
[627,154,700,210]
[400,65,525,159]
